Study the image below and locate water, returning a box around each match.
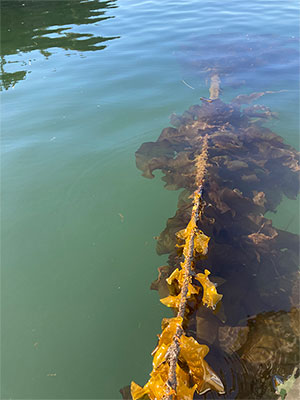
[1,1,299,399]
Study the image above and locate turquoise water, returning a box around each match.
[1,1,299,399]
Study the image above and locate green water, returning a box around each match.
[1,0,299,399]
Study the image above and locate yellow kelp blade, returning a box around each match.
[166,268,183,286]
[188,282,200,295]
[179,334,224,395]
[140,362,197,400]
[179,334,209,370]
[146,363,169,400]
[176,219,197,241]
[160,316,183,332]
[176,226,210,258]
[196,269,223,309]
[130,381,150,400]
[131,363,169,400]
[160,281,199,308]
[152,317,183,356]
[193,229,210,256]
[176,365,197,400]
[179,335,209,393]
[150,318,182,373]
[152,317,185,372]
[160,293,181,308]
[166,268,200,296]
[131,375,165,400]
[145,369,167,400]
[152,343,168,369]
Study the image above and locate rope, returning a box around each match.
[164,134,209,399]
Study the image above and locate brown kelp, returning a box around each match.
[124,82,299,399]
[177,33,299,91]
[131,135,224,400]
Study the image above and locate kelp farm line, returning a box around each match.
[131,134,224,400]
[121,80,300,399]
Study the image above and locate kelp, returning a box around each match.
[122,78,299,399]
[131,135,224,400]
[195,270,223,310]
[177,33,299,91]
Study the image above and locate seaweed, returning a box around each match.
[177,34,299,91]
[123,77,299,399]
[131,136,224,400]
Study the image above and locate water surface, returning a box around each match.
[1,0,299,399]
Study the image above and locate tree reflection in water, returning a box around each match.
[1,0,119,90]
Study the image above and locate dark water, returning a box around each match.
[1,1,299,399]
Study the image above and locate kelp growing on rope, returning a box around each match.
[131,135,224,400]
[122,83,299,399]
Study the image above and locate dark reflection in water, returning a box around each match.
[0,0,119,90]
[178,33,299,91]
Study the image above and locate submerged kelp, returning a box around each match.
[128,91,299,399]
[131,136,225,400]
[177,34,299,91]
[122,87,300,399]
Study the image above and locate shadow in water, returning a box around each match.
[0,0,119,90]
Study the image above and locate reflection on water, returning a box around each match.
[0,0,119,90]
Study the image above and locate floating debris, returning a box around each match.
[273,367,299,399]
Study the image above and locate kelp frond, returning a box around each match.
[131,134,224,400]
